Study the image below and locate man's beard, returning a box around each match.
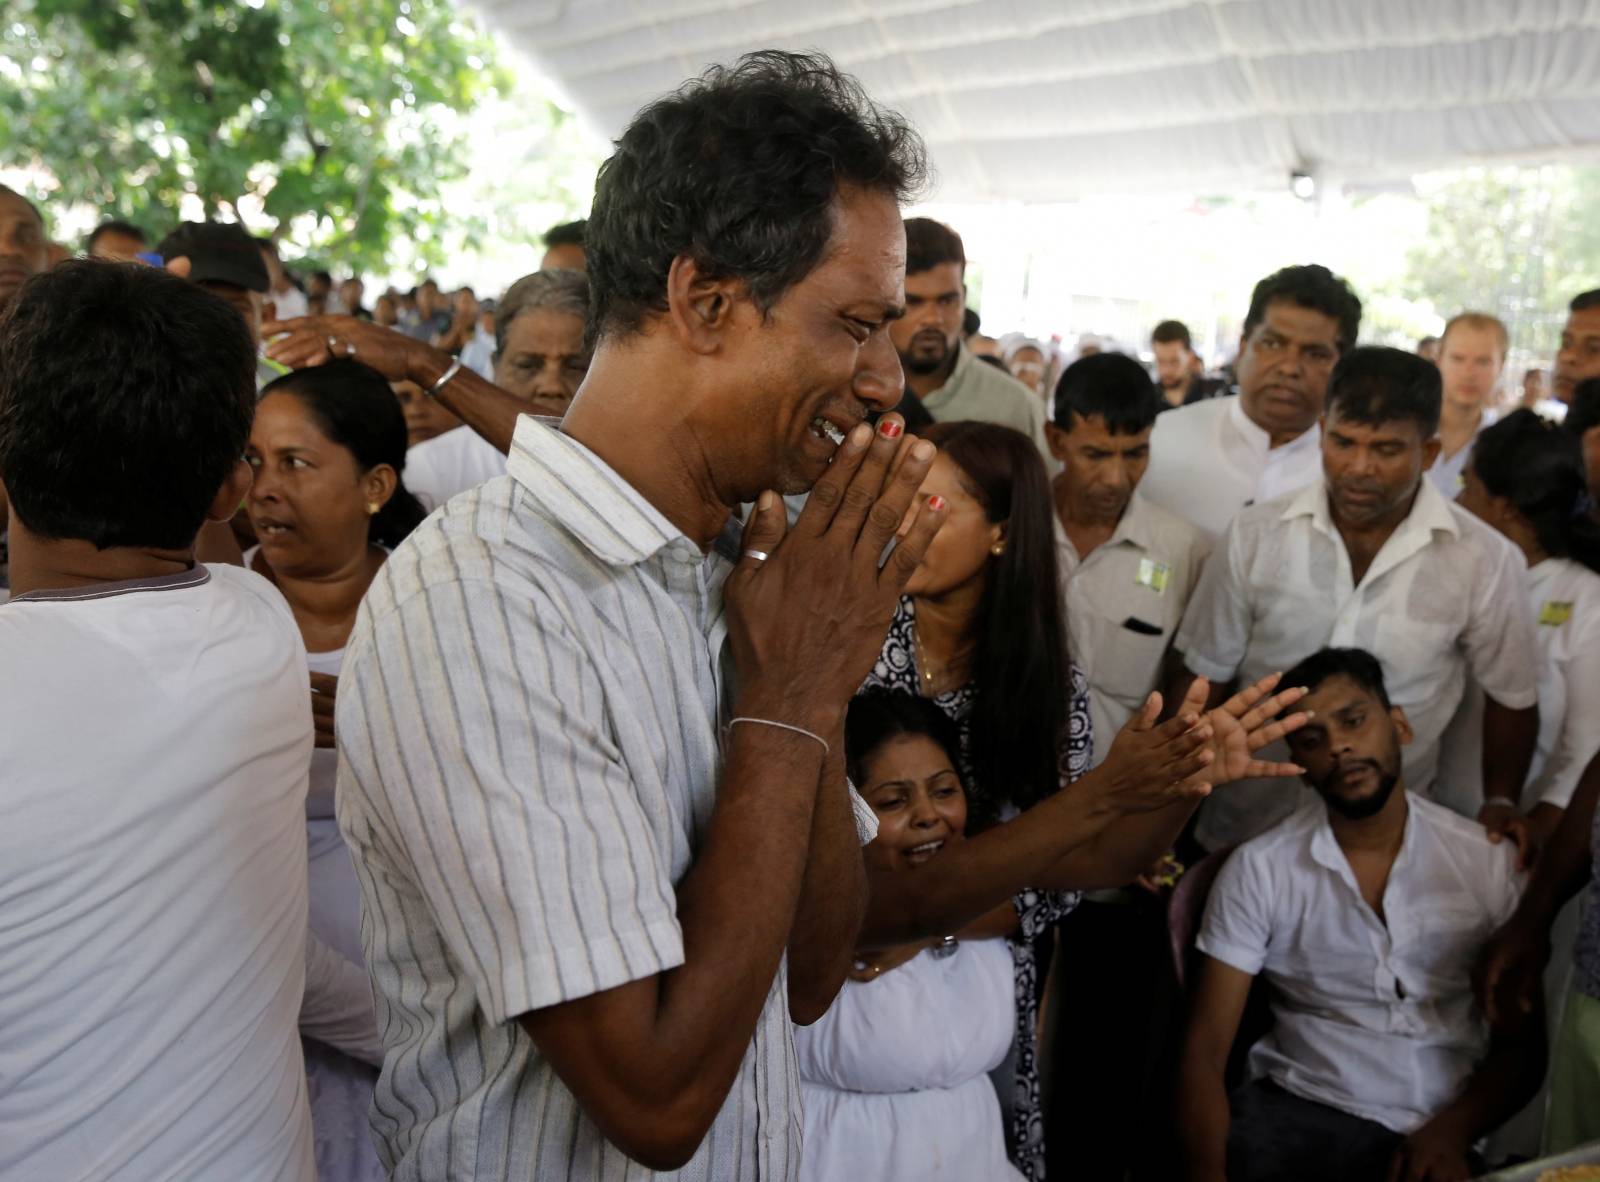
[1315,760,1401,820]
[901,330,951,375]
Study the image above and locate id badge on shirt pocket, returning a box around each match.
[1135,557,1171,595]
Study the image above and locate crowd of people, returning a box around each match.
[6,47,1600,1182]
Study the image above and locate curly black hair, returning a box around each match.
[586,50,928,340]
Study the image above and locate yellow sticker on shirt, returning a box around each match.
[1136,558,1171,595]
[1538,601,1574,627]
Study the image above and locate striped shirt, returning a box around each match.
[335,417,822,1180]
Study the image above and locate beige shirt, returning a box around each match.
[920,344,1049,458]
[1056,492,1210,765]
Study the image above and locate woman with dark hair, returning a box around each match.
[856,420,1307,1179]
[247,359,429,1182]
[796,690,1025,1181]
[1451,408,1600,840]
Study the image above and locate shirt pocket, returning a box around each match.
[1079,606,1170,706]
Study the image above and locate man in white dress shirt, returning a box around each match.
[0,260,315,1180]
[1173,346,1539,852]
[1140,264,1363,542]
[1179,648,1543,1182]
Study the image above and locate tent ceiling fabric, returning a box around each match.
[472,0,1600,199]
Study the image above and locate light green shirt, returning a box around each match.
[919,344,1050,458]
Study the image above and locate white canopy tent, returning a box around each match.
[469,0,1600,202]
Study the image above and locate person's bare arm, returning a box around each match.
[1178,954,1256,1182]
[859,698,1215,948]
[1478,696,1540,866]
[1386,1008,1547,1182]
[517,419,945,1170]
[1477,749,1600,1025]
[263,314,539,454]
[785,739,867,1024]
[860,675,1308,947]
[519,722,823,1168]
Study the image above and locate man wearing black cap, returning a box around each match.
[157,222,288,388]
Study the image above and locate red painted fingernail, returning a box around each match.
[927,495,946,512]
[878,419,904,440]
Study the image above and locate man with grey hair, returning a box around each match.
[263,268,591,510]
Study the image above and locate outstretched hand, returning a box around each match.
[1180,672,1310,787]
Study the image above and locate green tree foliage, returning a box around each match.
[0,0,509,271]
[1402,165,1600,349]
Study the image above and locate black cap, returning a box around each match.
[155,221,269,293]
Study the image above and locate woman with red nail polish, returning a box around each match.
[852,421,1313,1180]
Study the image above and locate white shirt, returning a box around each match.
[1436,556,1600,813]
[459,327,496,380]
[337,418,874,1181]
[404,424,507,512]
[794,939,1022,1182]
[1140,395,1322,542]
[1178,478,1538,848]
[0,565,315,1181]
[1056,491,1211,765]
[1198,793,1522,1134]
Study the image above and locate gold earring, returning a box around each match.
[990,543,1005,556]
[366,502,380,516]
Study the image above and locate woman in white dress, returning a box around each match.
[246,360,428,1181]
[796,690,1027,1182]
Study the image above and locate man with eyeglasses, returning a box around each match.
[1139,264,1364,542]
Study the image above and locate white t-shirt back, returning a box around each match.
[0,564,316,1181]
[405,425,507,512]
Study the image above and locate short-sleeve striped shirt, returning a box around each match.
[335,417,803,1180]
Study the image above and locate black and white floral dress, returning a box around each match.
[860,596,1091,1182]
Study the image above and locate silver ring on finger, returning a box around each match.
[326,335,340,355]
[742,549,770,563]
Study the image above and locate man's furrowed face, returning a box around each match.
[1321,409,1438,527]
[890,262,964,377]
[1285,674,1409,820]
[710,185,907,499]
[1236,299,1341,440]
[1047,413,1151,523]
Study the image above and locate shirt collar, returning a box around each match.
[1279,472,1461,544]
[1052,490,1156,564]
[1309,793,1418,878]
[1225,395,1321,457]
[506,416,688,567]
